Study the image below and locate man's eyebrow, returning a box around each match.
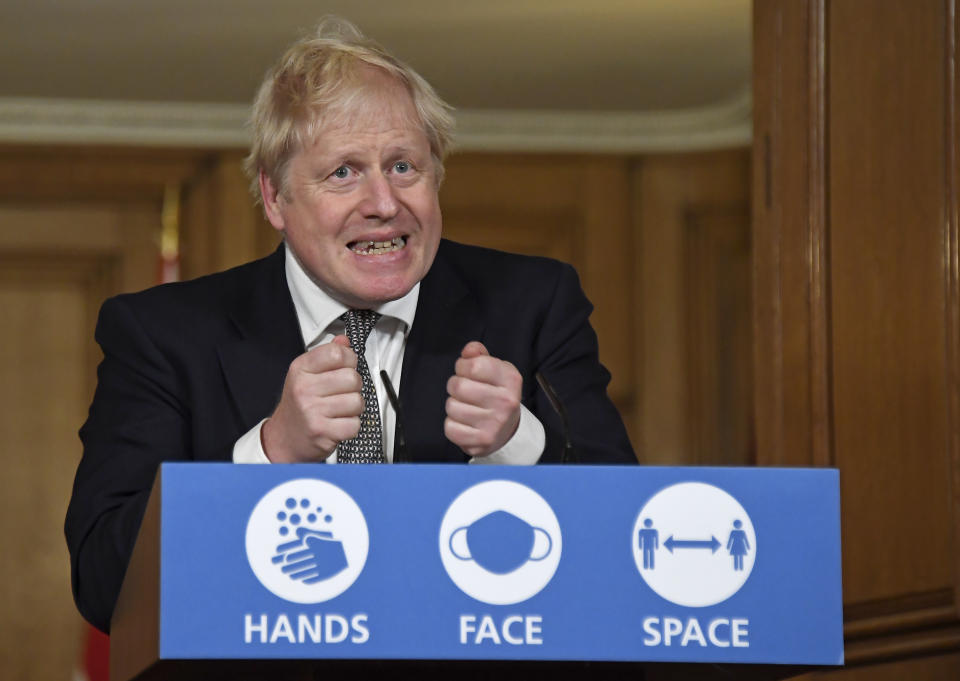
[385,140,431,158]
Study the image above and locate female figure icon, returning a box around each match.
[727,519,750,571]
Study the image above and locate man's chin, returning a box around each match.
[335,278,418,308]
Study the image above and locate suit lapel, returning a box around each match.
[217,245,305,431]
[214,242,481,459]
[400,245,483,462]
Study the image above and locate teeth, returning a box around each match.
[350,236,406,255]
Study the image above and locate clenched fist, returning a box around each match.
[261,335,364,462]
[444,341,522,457]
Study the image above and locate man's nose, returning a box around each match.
[359,172,400,221]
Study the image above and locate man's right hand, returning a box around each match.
[261,335,364,462]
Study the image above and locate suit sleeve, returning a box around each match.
[529,263,637,464]
[64,296,192,632]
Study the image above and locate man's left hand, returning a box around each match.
[444,341,522,457]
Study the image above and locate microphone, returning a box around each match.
[535,371,578,464]
[379,370,409,463]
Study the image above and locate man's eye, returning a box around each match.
[393,161,411,174]
[331,166,350,179]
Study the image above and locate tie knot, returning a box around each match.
[340,309,381,352]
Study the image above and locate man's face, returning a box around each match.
[261,75,442,308]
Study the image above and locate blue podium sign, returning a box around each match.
[155,464,843,666]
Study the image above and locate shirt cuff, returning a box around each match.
[469,404,545,465]
[232,418,271,464]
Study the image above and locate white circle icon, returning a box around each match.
[246,479,368,604]
[633,482,756,607]
[439,480,562,605]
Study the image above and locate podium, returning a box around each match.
[111,464,843,681]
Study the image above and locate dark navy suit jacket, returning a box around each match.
[65,239,636,632]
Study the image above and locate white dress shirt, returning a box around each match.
[233,246,544,464]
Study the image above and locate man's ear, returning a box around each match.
[259,170,286,232]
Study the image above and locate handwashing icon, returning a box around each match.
[449,510,553,575]
[273,527,349,584]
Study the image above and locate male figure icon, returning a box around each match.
[638,518,659,570]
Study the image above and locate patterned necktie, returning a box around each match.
[338,309,385,463]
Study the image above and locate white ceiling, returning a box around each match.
[0,0,751,150]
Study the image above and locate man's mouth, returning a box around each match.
[348,236,407,255]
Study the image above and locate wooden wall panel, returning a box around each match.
[752,0,829,469]
[829,0,953,608]
[0,277,86,679]
[635,151,751,465]
[0,147,216,680]
[754,0,960,672]
[0,201,156,680]
[180,151,279,279]
[0,146,206,202]
[684,206,753,466]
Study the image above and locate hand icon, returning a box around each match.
[271,527,349,584]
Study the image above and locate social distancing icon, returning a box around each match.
[632,482,756,607]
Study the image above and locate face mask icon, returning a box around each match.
[449,510,553,574]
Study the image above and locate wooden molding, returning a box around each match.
[752,0,833,468]
[945,0,960,625]
[844,589,956,637]
[844,625,960,666]
[0,92,752,153]
[806,0,833,469]
[452,92,752,152]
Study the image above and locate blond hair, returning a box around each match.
[244,16,455,201]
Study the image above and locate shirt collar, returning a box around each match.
[284,244,420,347]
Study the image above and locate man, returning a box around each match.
[65,17,635,634]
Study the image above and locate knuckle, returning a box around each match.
[346,415,361,435]
[501,393,520,413]
[446,375,460,395]
[350,394,365,414]
[289,380,310,403]
[331,419,358,443]
[347,347,358,363]
[457,357,478,378]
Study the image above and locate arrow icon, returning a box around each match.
[664,535,721,553]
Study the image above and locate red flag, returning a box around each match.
[77,625,109,681]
